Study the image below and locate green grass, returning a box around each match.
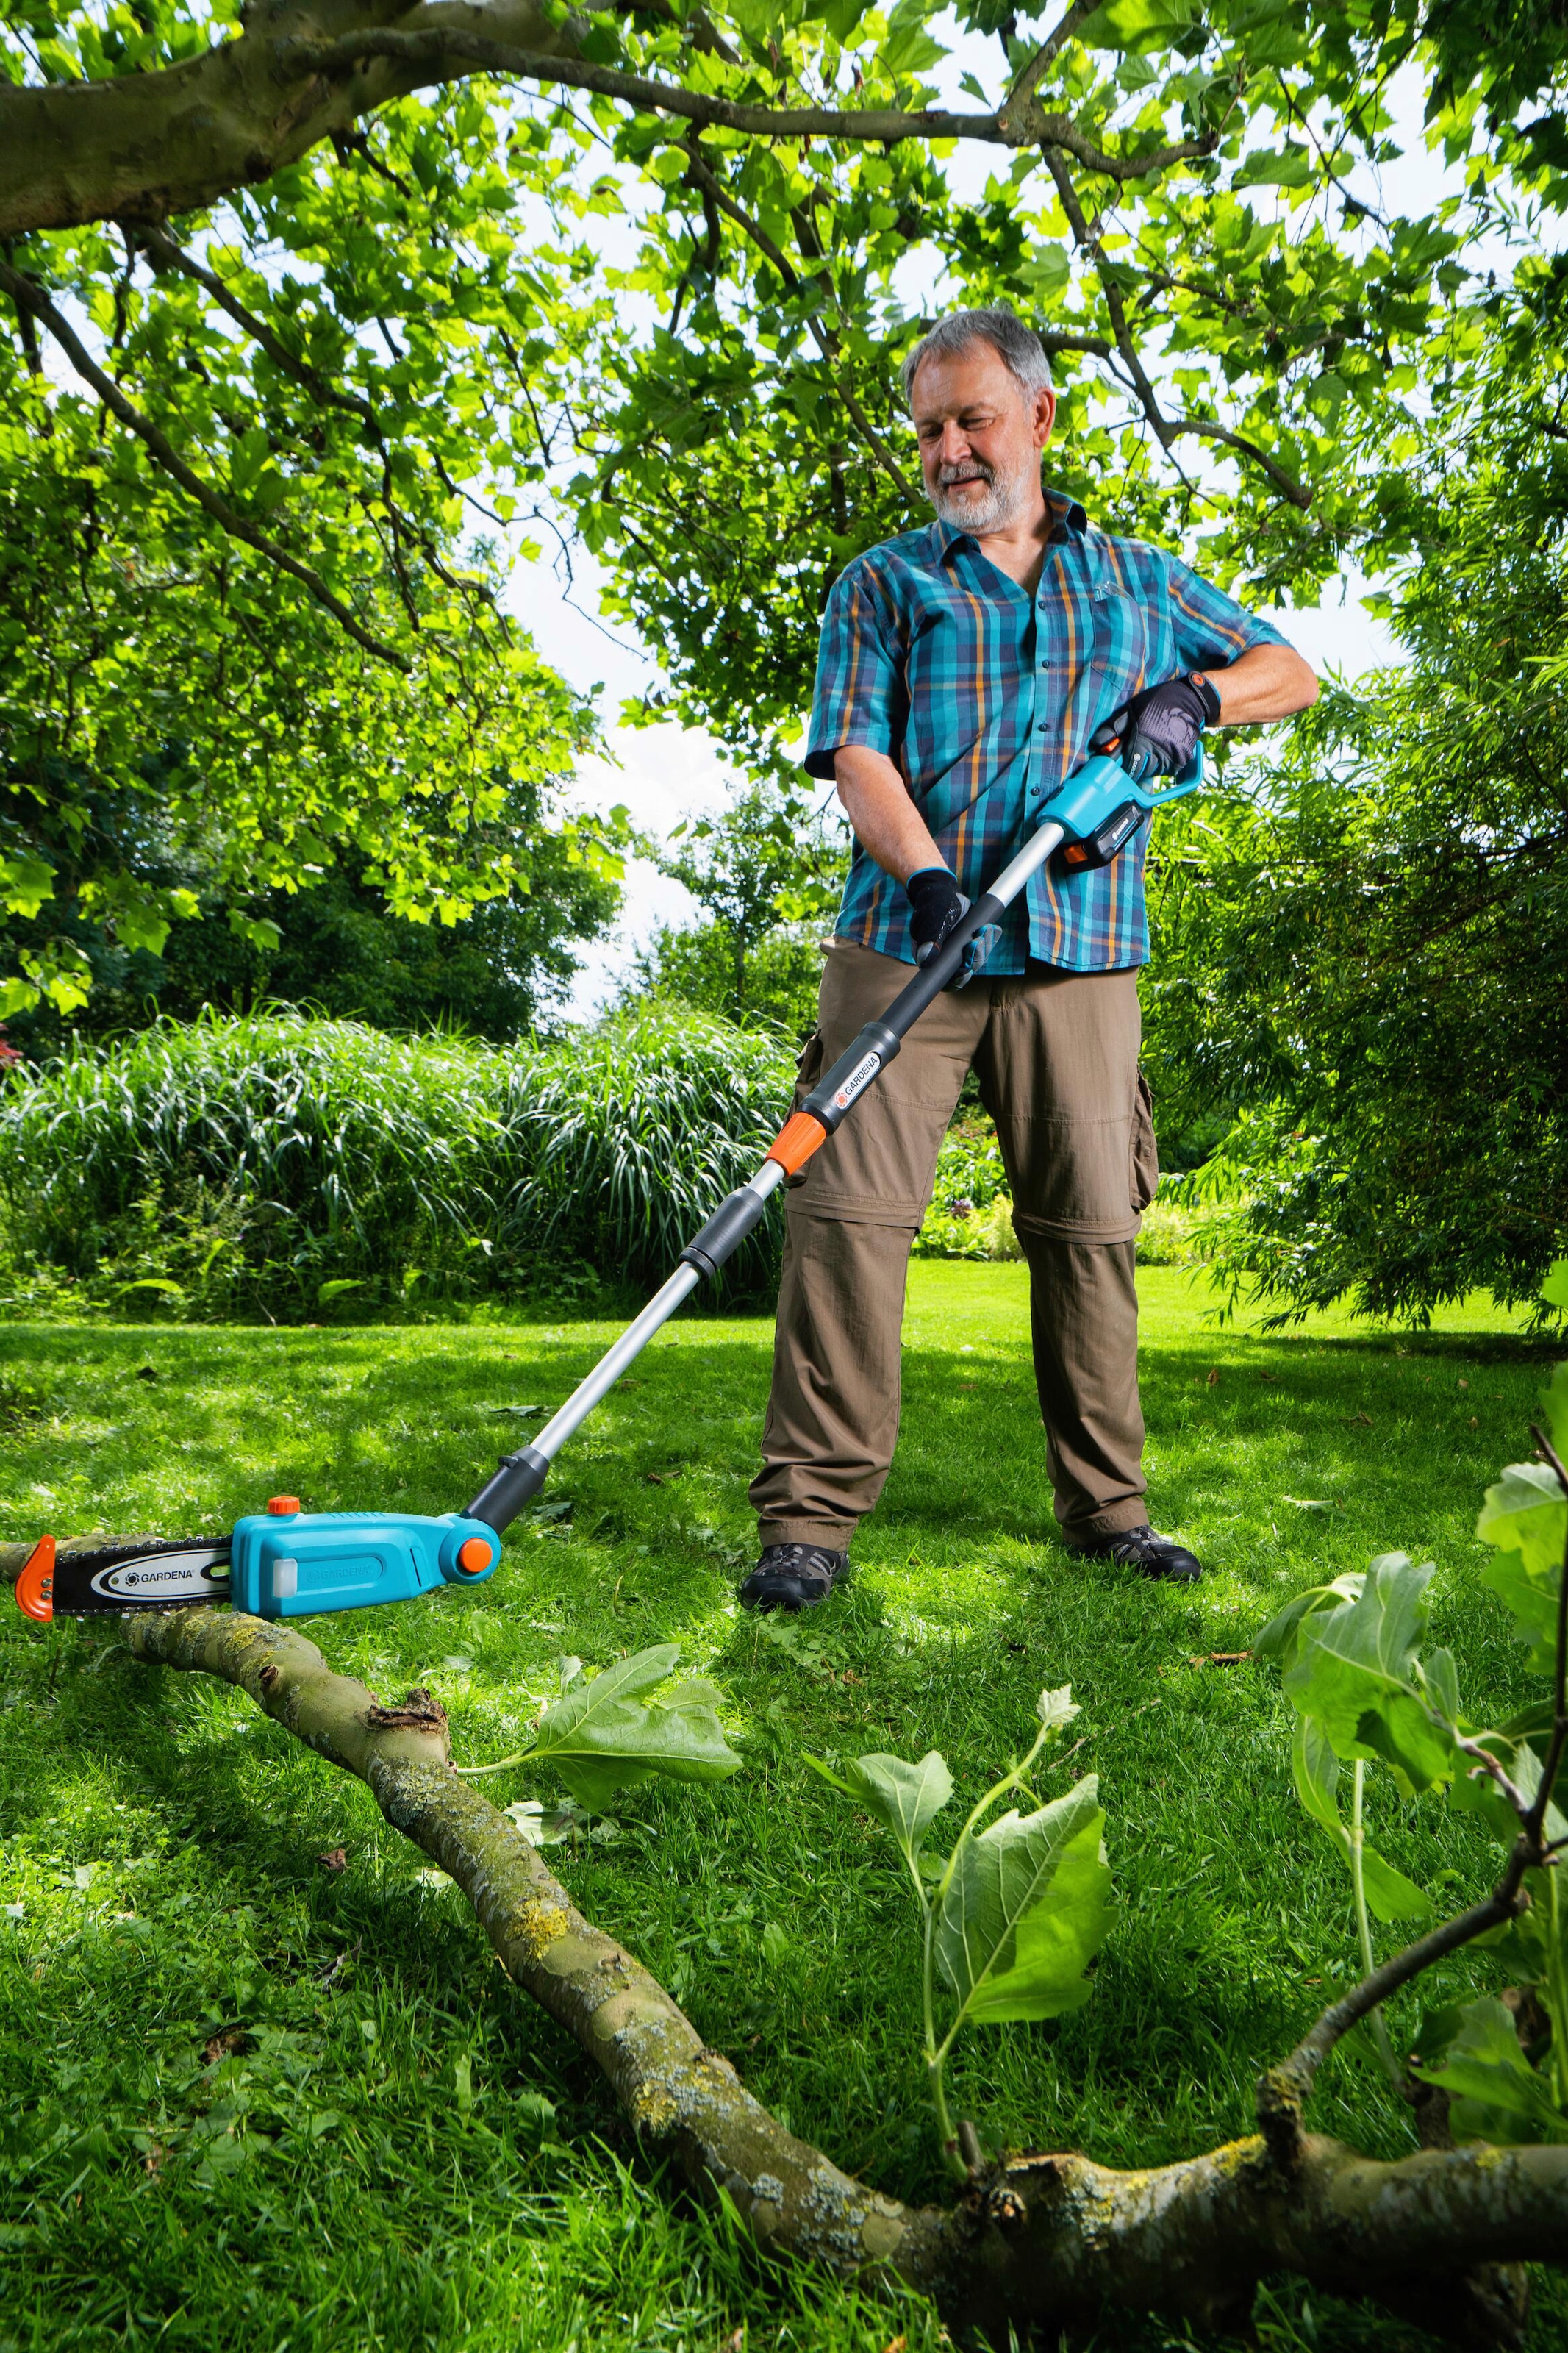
[1,1265,1564,2352]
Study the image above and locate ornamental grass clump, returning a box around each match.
[493,1003,793,1300]
[0,1005,794,1319]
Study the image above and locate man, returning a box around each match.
[741,306,1317,1612]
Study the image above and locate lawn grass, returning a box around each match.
[1,1265,1564,2352]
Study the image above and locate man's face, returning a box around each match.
[910,342,1056,534]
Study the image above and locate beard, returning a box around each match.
[929,450,1037,533]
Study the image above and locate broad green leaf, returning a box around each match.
[1078,0,1195,52]
[806,1749,953,1864]
[1481,1552,1561,1674]
[1478,1462,1566,1671]
[1353,1690,1458,1798]
[529,1645,741,1810]
[962,1810,1111,2024]
[1412,1997,1568,2144]
[1256,1574,1363,1666]
[804,0,869,39]
[1234,144,1314,190]
[1292,1715,1345,1842]
[1478,1462,1567,1577]
[1540,1259,1568,1314]
[935,1778,1110,2027]
[1360,1846,1436,1923]
[1421,1646,1461,1729]
[1283,1554,1442,1774]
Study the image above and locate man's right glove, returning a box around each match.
[1099,671,1222,782]
[905,865,970,964]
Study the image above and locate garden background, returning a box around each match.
[4,1,1568,2346]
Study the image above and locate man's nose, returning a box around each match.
[935,421,973,464]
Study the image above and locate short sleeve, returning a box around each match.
[1159,552,1286,673]
[803,560,907,781]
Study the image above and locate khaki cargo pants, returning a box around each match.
[749,940,1158,1549]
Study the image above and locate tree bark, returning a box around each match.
[0,0,584,239]
[9,1549,1564,2347]
[0,0,1206,242]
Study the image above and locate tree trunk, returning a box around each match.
[8,1549,1564,2348]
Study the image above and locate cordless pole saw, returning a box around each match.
[12,743,1201,1629]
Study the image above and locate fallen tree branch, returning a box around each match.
[5,1537,1561,2349]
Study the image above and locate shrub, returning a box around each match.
[912,1117,1197,1268]
[0,1007,794,1321]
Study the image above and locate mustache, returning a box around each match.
[936,458,994,485]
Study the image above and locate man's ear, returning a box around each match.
[1034,388,1058,449]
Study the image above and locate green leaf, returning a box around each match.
[1353,1690,1458,1797]
[1282,1554,1439,1764]
[1360,1846,1436,1924]
[935,1778,1111,2027]
[1542,1259,1568,1314]
[1478,1462,1567,1577]
[317,1278,364,1302]
[1292,1714,1345,1841]
[1412,1996,1568,2143]
[1422,1646,1461,1729]
[882,0,948,79]
[809,1749,953,1865]
[1542,1360,1568,1459]
[529,1644,742,1810]
[1256,1574,1363,1667]
[1078,0,1195,51]
[805,0,870,40]
[1234,144,1315,189]
[1478,1463,1567,1671]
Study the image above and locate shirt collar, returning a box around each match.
[929,484,1088,562]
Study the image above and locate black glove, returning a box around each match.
[1100,672,1222,782]
[905,865,969,964]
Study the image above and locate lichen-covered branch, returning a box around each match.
[7,1546,1559,2348]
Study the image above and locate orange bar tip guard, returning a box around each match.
[766,1110,828,1179]
[15,1534,55,1623]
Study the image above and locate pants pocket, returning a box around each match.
[1131,1068,1159,1214]
[792,1029,826,1108]
[787,1031,827,1186]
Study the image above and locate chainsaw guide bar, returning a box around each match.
[15,1535,232,1621]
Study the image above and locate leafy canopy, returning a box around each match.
[4,1,1566,1007]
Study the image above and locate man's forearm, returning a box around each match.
[833,745,946,882]
[1198,640,1318,725]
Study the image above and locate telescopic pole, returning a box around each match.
[462,818,1070,1536]
[465,743,1203,1538]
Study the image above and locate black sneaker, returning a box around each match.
[740,1543,848,1613]
[1070,1524,1202,1583]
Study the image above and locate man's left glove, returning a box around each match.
[1099,672,1222,782]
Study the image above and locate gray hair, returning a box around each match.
[899,307,1053,408]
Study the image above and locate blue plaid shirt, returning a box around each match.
[806,495,1284,971]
